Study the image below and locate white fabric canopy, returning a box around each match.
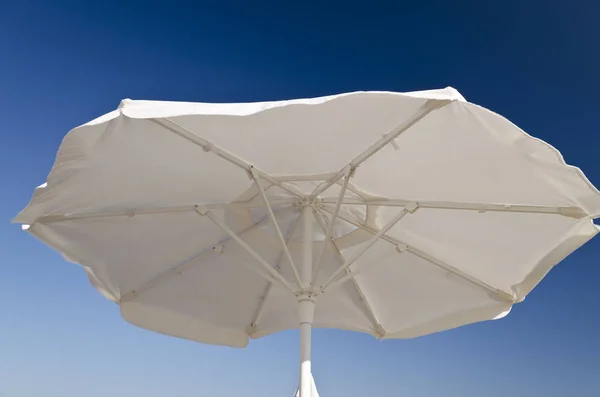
[16,86,600,350]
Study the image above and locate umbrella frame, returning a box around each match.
[19,94,596,397]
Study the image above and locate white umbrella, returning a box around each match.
[15,87,600,396]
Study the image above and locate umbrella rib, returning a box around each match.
[321,206,412,290]
[120,214,275,302]
[311,98,452,198]
[334,179,364,197]
[251,167,302,288]
[249,212,302,332]
[34,199,299,224]
[350,99,452,168]
[310,165,352,200]
[311,165,352,284]
[318,197,586,218]
[198,207,297,293]
[151,118,304,199]
[313,211,387,338]
[320,206,516,303]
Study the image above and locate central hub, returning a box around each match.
[224,175,383,249]
[297,196,317,210]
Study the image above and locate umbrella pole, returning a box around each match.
[298,205,316,397]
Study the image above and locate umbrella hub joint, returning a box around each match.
[296,197,319,210]
[296,287,320,299]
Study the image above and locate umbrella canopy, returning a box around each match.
[16,87,600,396]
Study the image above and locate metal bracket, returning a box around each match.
[396,243,408,253]
[405,202,419,213]
[194,205,209,215]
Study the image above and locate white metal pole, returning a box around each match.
[301,206,313,290]
[298,205,315,397]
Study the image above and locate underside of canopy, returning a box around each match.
[15,87,600,348]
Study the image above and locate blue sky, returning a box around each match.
[1,1,599,396]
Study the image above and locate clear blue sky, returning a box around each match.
[1,1,599,396]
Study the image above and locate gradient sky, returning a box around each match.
[1,1,599,396]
